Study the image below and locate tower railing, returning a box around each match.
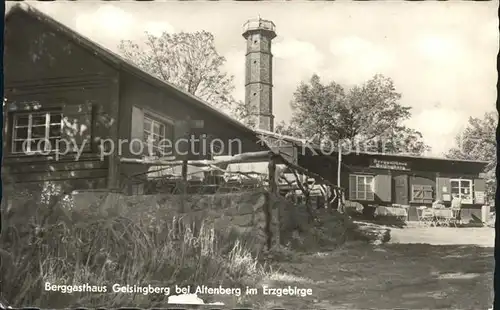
[242,18,276,33]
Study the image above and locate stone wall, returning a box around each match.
[8,188,356,251]
[69,190,280,251]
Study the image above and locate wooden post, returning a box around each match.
[180,160,188,213]
[107,75,120,190]
[267,154,278,250]
[174,117,205,212]
[181,161,188,185]
[338,143,343,212]
[175,118,189,212]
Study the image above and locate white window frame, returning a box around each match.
[450,178,473,204]
[11,110,63,154]
[349,174,375,201]
[143,111,174,157]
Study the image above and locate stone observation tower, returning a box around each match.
[242,17,277,132]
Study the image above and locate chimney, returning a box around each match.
[242,17,276,132]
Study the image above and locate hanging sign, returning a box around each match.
[369,159,410,171]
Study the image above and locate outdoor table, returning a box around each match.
[417,207,459,226]
[375,206,408,220]
[432,209,453,218]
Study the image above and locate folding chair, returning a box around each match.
[417,206,434,226]
[434,209,457,227]
[435,210,450,227]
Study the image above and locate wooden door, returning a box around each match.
[393,174,409,205]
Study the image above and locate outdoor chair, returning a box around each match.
[417,206,435,226]
[434,210,450,227]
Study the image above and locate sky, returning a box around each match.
[8,1,499,156]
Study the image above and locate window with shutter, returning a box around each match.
[130,106,175,158]
[143,115,174,157]
[349,174,374,201]
[450,178,473,204]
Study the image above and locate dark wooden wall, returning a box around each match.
[3,10,267,196]
[3,11,118,193]
[117,72,266,188]
[296,149,487,214]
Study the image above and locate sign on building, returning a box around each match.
[475,191,485,204]
[369,159,410,171]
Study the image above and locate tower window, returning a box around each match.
[253,93,257,96]
[253,60,257,64]
[253,40,258,44]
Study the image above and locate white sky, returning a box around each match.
[9,1,499,156]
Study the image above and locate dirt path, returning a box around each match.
[243,242,493,309]
[389,225,494,247]
[210,226,494,309]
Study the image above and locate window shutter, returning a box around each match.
[174,120,190,160]
[62,101,92,153]
[412,185,424,201]
[188,128,206,160]
[198,133,216,160]
[374,174,391,202]
[130,106,145,156]
[349,175,356,200]
[474,178,486,204]
[436,177,451,201]
[474,178,486,191]
[422,185,433,202]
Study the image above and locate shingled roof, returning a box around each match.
[5,3,257,139]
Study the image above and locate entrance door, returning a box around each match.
[393,174,409,205]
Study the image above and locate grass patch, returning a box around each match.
[0,192,269,308]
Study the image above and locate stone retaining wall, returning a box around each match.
[8,189,352,250]
[69,190,280,250]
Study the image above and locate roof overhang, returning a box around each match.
[255,128,490,165]
[5,3,259,142]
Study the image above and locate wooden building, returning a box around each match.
[256,130,489,222]
[3,4,489,221]
[3,4,265,195]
